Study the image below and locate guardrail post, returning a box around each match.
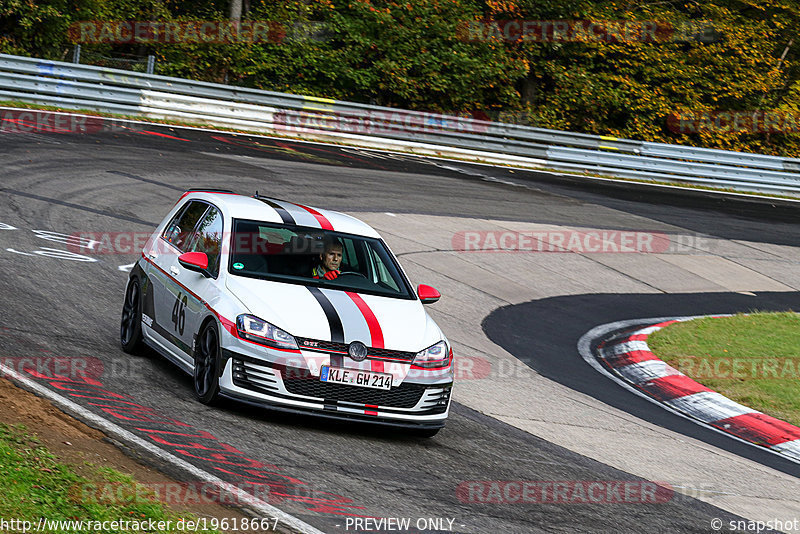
[72,45,81,64]
[146,55,155,74]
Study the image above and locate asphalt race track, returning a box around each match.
[484,292,800,477]
[1,117,798,533]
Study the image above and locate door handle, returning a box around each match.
[170,266,180,276]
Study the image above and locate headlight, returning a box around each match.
[413,340,451,368]
[236,314,298,350]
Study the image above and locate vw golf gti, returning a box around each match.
[120,190,453,435]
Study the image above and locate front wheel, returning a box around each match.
[412,427,441,438]
[194,322,221,405]
[120,278,144,354]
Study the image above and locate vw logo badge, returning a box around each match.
[348,341,368,362]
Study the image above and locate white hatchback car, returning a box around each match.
[121,190,453,435]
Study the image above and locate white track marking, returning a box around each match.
[32,247,98,262]
[6,248,34,256]
[6,247,98,262]
[33,229,99,250]
[0,363,326,534]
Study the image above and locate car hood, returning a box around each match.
[225,276,444,352]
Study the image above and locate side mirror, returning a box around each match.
[417,284,441,304]
[178,252,211,278]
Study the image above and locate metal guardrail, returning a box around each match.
[1,53,800,196]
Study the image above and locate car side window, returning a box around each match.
[342,238,359,272]
[163,201,209,252]
[369,245,401,292]
[187,206,223,277]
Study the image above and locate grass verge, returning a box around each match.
[0,422,221,533]
[647,312,800,426]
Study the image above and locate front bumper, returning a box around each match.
[218,349,452,428]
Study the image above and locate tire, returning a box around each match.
[194,322,221,405]
[412,427,441,438]
[120,278,144,354]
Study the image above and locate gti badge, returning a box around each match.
[348,341,368,362]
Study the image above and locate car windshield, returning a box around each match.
[228,219,414,299]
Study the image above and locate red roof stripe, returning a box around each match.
[292,203,334,230]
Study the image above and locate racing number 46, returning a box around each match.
[172,293,188,335]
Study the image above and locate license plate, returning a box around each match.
[320,366,392,390]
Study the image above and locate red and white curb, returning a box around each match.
[578,316,800,465]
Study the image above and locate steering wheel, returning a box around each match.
[337,271,367,279]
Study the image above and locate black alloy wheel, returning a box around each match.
[120,278,144,354]
[194,322,221,404]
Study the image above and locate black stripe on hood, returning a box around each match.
[307,287,345,367]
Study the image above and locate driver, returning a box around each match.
[312,238,342,280]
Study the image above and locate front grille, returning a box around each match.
[296,337,417,362]
[283,375,425,408]
[368,346,417,362]
[231,358,450,413]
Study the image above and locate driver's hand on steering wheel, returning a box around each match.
[323,270,339,280]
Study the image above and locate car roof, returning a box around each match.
[178,191,382,239]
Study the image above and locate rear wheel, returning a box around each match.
[120,278,143,354]
[194,322,221,405]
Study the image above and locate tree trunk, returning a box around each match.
[520,71,537,107]
[229,0,243,21]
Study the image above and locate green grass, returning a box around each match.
[647,312,800,426]
[0,423,221,533]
